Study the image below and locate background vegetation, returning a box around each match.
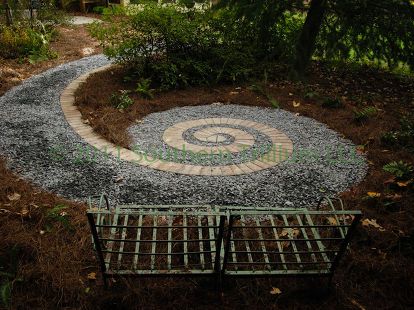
[91,0,414,90]
[0,0,67,62]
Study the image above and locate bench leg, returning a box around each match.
[103,274,109,289]
[216,272,224,299]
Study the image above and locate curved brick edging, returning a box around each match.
[60,66,294,176]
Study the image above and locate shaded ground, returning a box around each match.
[1,23,414,309]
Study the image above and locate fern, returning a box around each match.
[383,161,413,180]
[353,106,377,122]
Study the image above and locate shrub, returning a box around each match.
[90,3,256,89]
[0,25,48,59]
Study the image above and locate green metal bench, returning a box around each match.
[86,196,362,288]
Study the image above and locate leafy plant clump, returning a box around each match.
[383,161,413,181]
[0,22,57,61]
[353,106,377,122]
[321,97,343,108]
[136,78,154,99]
[249,83,279,108]
[89,3,258,90]
[44,204,72,231]
[110,90,134,110]
[381,117,414,150]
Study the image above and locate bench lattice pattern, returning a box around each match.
[86,197,361,287]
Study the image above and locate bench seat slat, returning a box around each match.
[269,216,287,271]
[197,217,205,270]
[304,214,331,264]
[117,215,129,269]
[230,230,238,271]
[296,215,317,263]
[151,217,157,270]
[168,216,172,270]
[132,215,143,270]
[255,218,270,270]
[183,215,188,268]
[105,212,119,269]
[281,215,303,268]
[207,216,216,269]
[239,215,254,267]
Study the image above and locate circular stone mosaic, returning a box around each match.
[154,117,294,175]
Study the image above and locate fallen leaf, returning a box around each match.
[385,194,402,201]
[280,229,289,237]
[383,177,396,185]
[85,287,91,293]
[280,228,300,238]
[291,228,301,238]
[270,287,282,295]
[349,298,367,310]
[7,193,21,201]
[367,192,381,198]
[114,176,124,183]
[81,47,95,57]
[20,206,29,217]
[326,217,338,225]
[362,219,386,232]
[397,180,411,187]
[281,241,290,249]
[356,145,366,155]
[292,100,301,107]
[87,272,97,280]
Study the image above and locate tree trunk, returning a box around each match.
[292,0,327,77]
[3,0,13,25]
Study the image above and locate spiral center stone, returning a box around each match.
[205,133,227,143]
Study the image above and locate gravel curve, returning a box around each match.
[0,55,367,208]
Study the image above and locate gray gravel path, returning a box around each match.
[0,55,367,208]
[70,16,102,25]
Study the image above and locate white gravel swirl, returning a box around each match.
[0,55,367,208]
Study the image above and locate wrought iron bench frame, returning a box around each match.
[86,196,362,289]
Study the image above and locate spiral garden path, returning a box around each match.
[0,55,367,207]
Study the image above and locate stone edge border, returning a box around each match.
[60,65,294,176]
